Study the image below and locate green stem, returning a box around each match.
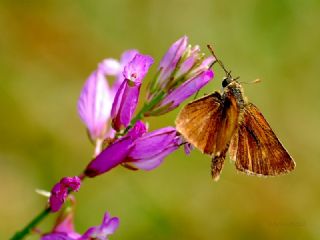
[132,91,165,124]
[10,207,51,240]
[123,91,165,135]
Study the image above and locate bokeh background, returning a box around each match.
[1,0,320,239]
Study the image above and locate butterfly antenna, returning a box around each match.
[207,44,231,78]
[240,78,261,85]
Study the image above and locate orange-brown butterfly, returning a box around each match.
[175,45,295,181]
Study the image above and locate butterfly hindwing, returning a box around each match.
[229,103,295,176]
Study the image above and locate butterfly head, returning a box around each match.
[222,74,241,88]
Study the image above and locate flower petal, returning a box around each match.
[98,58,121,76]
[120,50,140,66]
[158,36,188,84]
[80,212,119,240]
[123,53,154,83]
[78,70,113,140]
[99,213,120,236]
[175,54,197,79]
[52,210,76,236]
[60,177,81,192]
[84,136,134,177]
[111,79,140,131]
[130,144,179,170]
[186,56,215,78]
[84,121,146,177]
[174,45,201,79]
[129,127,177,159]
[110,78,127,130]
[112,49,139,93]
[51,198,82,239]
[125,127,180,170]
[49,183,66,212]
[127,120,147,139]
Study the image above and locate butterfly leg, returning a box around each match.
[193,90,200,100]
[211,147,228,181]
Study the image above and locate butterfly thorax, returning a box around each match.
[222,80,246,111]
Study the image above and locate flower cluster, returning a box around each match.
[145,36,215,115]
[42,36,215,240]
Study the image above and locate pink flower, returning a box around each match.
[80,212,119,240]
[42,210,119,240]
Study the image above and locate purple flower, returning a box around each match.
[49,176,81,212]
[84,121,181,177]
[111,54,153,131]
[42,211,119,240]
[80,212,119,240]
[146,36,215,116]
[148,70,214,115]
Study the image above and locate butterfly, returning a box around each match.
[175,45,295,181]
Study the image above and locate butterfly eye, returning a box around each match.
[222,78,229,88]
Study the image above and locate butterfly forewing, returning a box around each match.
[176,91,239,156]
[229,103,295,176]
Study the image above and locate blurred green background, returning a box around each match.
[1,0,320,239]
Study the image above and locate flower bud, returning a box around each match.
[49,176,81,212]
[146,36,215,116]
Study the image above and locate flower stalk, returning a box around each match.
[11,208,51,240]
